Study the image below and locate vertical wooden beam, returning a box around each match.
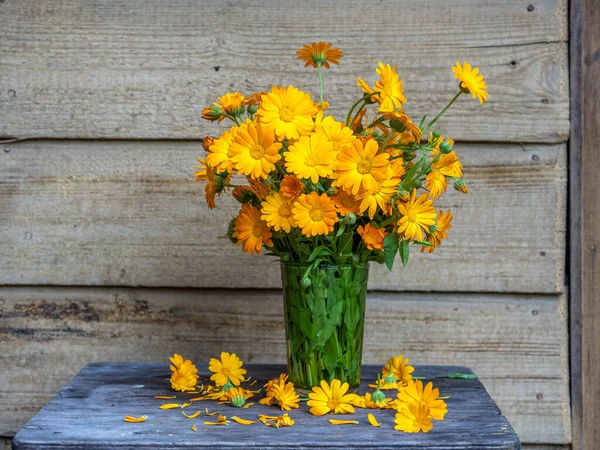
[571,0,600,447]
[569,0,583,444]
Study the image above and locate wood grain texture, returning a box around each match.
[0,287,570,443]
[579,0,600,446]
[0,0,568,142]
[0,141,567,293]
[568,0,583,446]
[12,363,520,450]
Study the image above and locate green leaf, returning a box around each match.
[419,114,428,129]
[399,240,410,267]
[383,233,399,271]
[414,240,435,247]
[438,373,478,379]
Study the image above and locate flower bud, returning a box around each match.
[326,186,339,196]
[439,140,453,154]
[227,218,238,245]
[342,213,357,225]
[202,105,223,122]
[402,151,416,161]
[431,131,441,141]
[232,186,256,204]
[301,276,312,289]
[397,190,411,202]
[280,252,290,263]
[454,179,468,194]
[247,104,258,115]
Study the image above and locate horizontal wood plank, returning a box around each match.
[0,287,570,443]
[0,141,566,293]
[12,363,520,450]
[0,0,568,142]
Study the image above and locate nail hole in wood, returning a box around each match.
[527,4,534,11]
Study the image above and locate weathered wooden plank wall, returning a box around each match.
[0,0,570,446]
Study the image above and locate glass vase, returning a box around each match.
[280,262,369,394]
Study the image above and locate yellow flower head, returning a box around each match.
[244,92,268,106]
[382,354,415,387]
[259,373,300,411]
[357,176,400,220]
[307,379,357,416]
[374,63,406,109]
[193,158,229,209]
[333,138,390,196]
[247,178,272,201]
[227,387,251,407]
[208,352,248,387]
[257,86,318,140]
[284,133,336,183]
[232,205,273,254]
[206,125,242,174]
[452,61,489,104]
[395,379,448,421]
[169,354,199,392]
[425,170,447,200]
[230,120,282,179]
[331,189,361,216]
[357,224,386,251]
[280,175,304,199]
[316,116,356,154]
[296,42,344,69]
[394,401,434,433]
[218,92,246,115]
[421,209,452,253]
[396,190,437,241]
[292,192,338,237]
[261,192,297,233]
[363,391,391,409]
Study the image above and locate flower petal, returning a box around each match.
[182,410,202,419]
[329,419,359,425]
[368,413,380,427]
[231,416,255,425]
[123,415,147,423]
[154,395,176,399]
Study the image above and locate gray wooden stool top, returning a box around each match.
[13,362,520,449]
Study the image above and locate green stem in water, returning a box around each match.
[423,91,462,134]
[317,64,324,107]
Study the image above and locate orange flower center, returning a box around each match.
[357,160,372,174]
[407,208,417,222]
[251,223,265,238]
[280,107,294,123]
[309,206,325,222]
[278,204,292,218]
[327,398,339,411]
[304,156,317,167]
[250,144,265,160]
[341,194,356,208]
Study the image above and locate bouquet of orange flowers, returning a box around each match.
[195,42,487,272]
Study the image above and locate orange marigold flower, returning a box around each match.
[232,204,273,254]
[169,353,199,392]
[280,175,304,199]
[331,189,361,216]
[357,224,386,250]
[296,42,344,69]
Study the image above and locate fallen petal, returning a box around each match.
[329,419,359,425]
[231,416,255,425]
[182,410,202,419]
[191,424,197,432]
[124,415,147,423]
[367,413,380,427]
[242,402,254,409]
[159,403,183,410]
[205,408,220,416]
[154,395,176,399]
[190,397,209,402]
